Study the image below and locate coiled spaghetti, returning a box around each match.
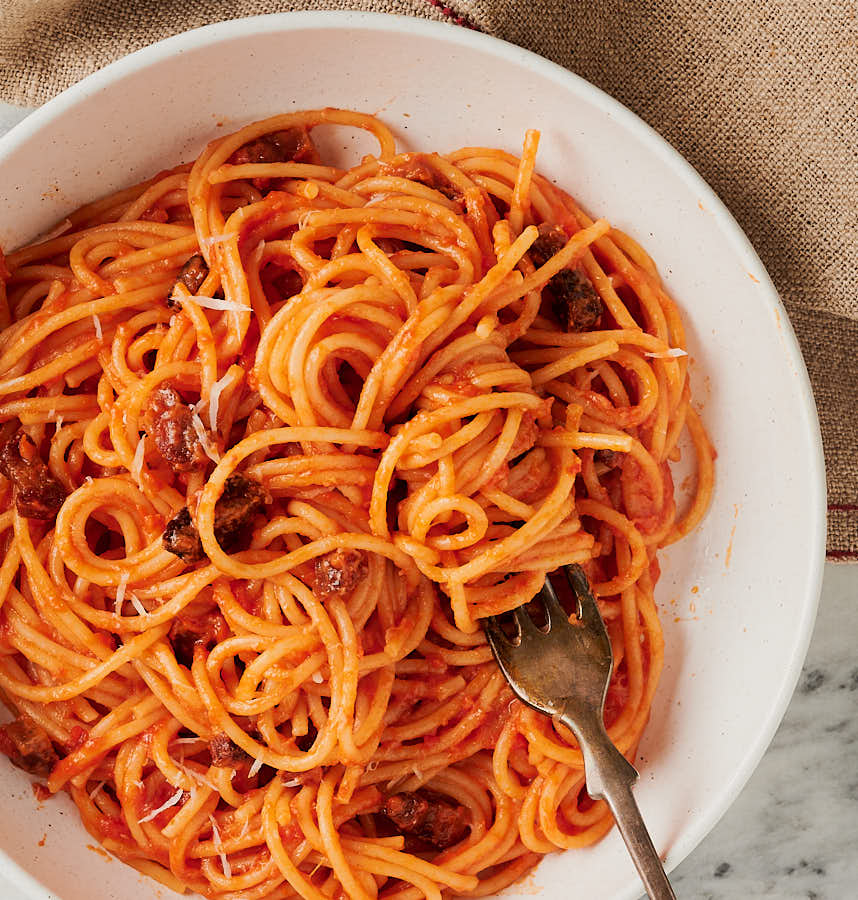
[0,108,713,899]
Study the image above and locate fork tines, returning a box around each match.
[487,563,590,645]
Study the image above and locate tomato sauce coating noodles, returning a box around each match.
[0,109,713,898]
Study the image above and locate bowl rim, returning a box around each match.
[0,10,827,900]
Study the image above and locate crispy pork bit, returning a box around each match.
[209,733,249,767]
[0,715,58,778]
[550,269,603,332]
[314,549,368,597]
[594,449,622,470]
[176,254,209,295]
[212,473,268,547]
[530,223,603,331]
[382,792,469,850]
[162,473,268,563]
[230,127,319,166]
[145,385,207,473]
[168,612,229,667]
[529,223,567,267]
[0,432,66,520]
[381,155,463,203]
[230,127,320,190]
[163,507,205,562]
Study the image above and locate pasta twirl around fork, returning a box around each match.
[0,108,713,898]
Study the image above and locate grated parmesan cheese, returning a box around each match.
[189,295,251,314]
[55,416,64,431]
[129,592,148,617]
[282,778,302,788]
[138,787,184,824]
[209,815,232,879]
[248,756,264,778]
[190,410,220,462]
[385,774,408,793]
[200,232,232,252]
[644,347,687,359]
[204,369,235,432]
[297,210,317,231]
[89,780,105,799]
[180,764,217,792]
[114,572,128,616]
[250,240,266,269]
[92,314,103,341]
[311,671,323,684]
[131,437,146,481]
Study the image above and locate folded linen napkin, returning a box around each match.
[1,0,856,558]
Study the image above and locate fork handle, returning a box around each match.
[557,712,676,900]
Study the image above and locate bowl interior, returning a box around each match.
[0,13,825,900]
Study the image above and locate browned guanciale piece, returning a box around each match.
[314,548,368,597]
[162,507,205,562]
[231,127,319,166]
[168,611,229,668]
[594,448,622,469]
[145,385,207,473]
[0,715,58,778]
[212,473,268,546]
[550,269,603,332]
[380,154,463,203]
[382,792,469,850]
[0,432,66,520]
[530,222,603,331]
[230,127,320,190]
[176,254,209,295]
[209,733,249,767]
[529,223,567,268]
[162,473,268,562]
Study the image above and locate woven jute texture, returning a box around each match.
[1,0,856,557]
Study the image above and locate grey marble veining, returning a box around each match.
[0,101,855,900]
[668,563,858,899]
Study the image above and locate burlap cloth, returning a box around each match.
[0,0,856,558]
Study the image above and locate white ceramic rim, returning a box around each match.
[0,11,826,900]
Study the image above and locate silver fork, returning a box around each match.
[484,565,676,900]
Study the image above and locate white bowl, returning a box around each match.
[0,12,825,900]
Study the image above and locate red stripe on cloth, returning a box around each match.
[828,503,858,511]
[423,0,481,29]
[827,550,858,560]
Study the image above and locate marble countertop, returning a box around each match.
[0,100,855,900]
[670,562,857,898]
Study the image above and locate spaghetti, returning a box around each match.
[0,108,713,899]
